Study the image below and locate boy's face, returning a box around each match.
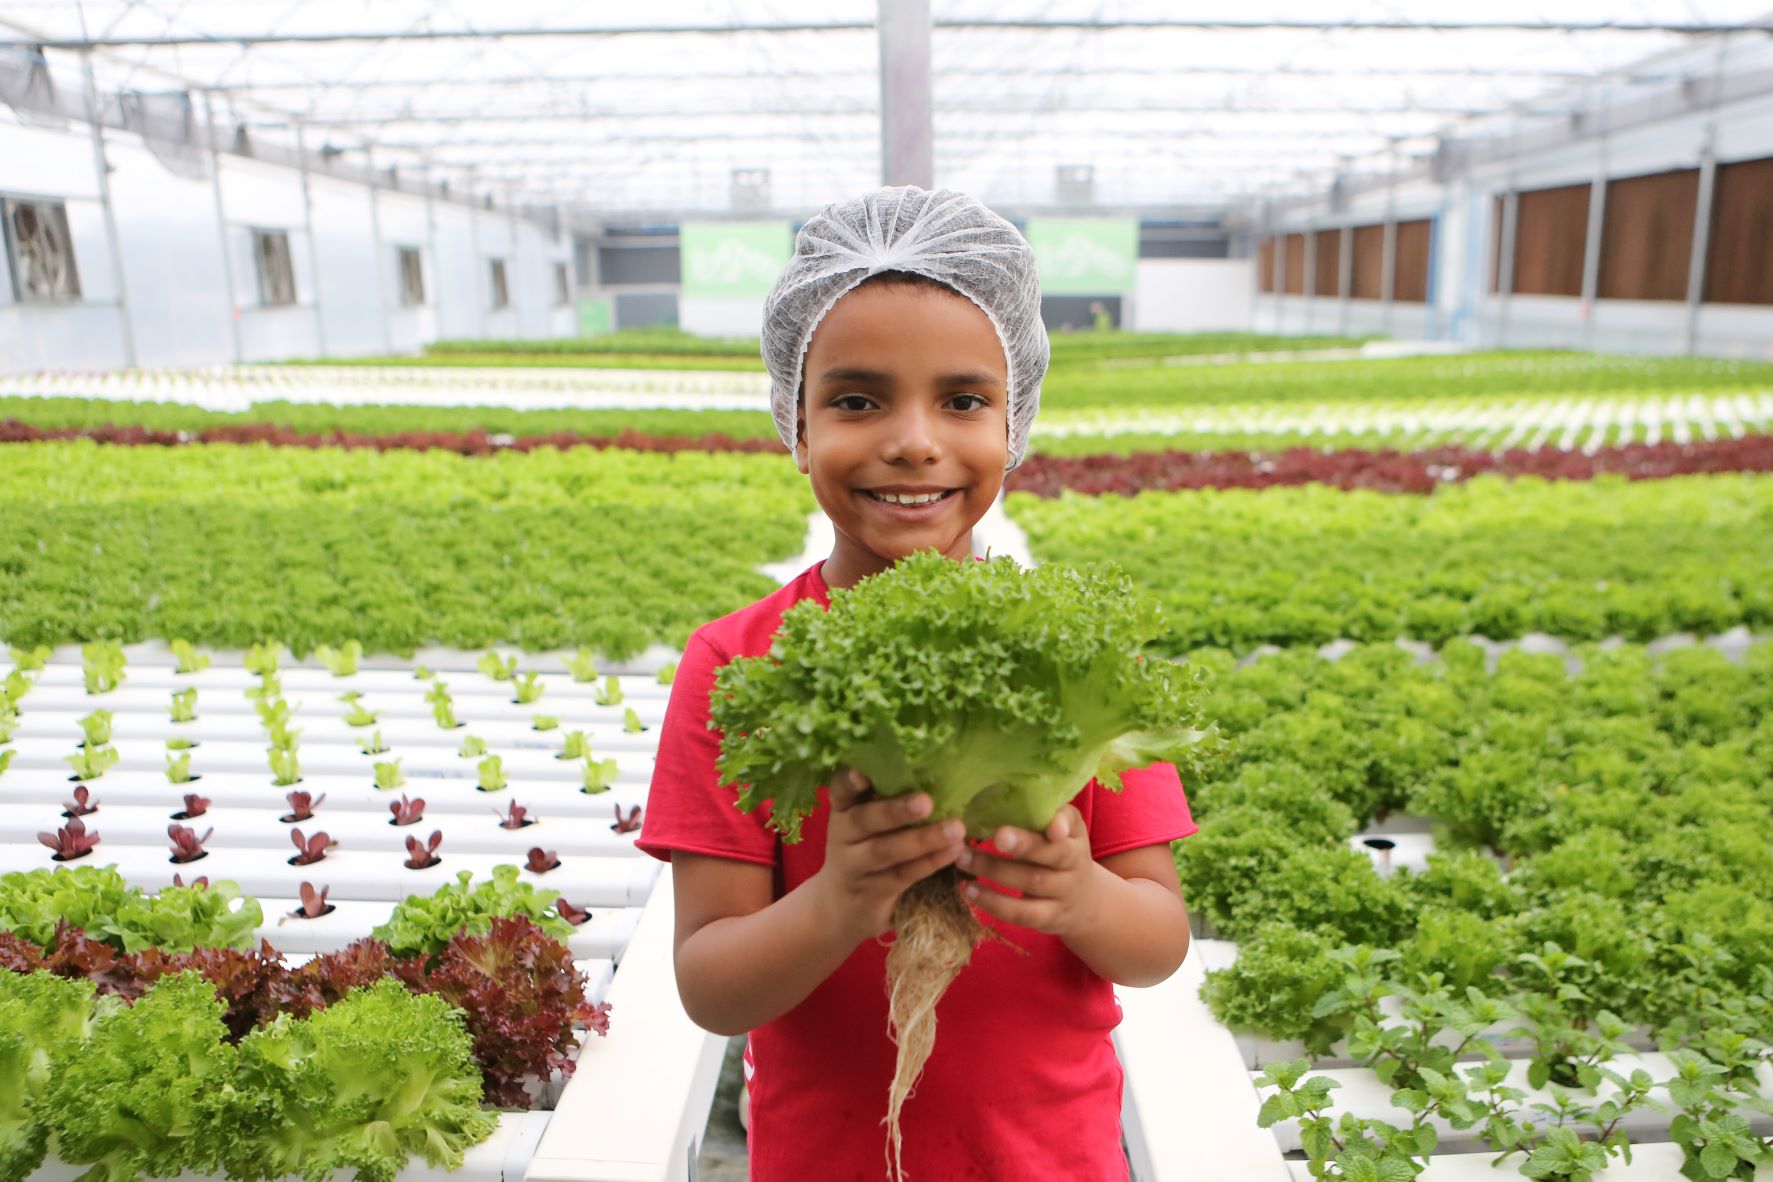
[796,280,1010,586]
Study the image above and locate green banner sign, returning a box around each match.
[576,297,613,336]
[680,222,793,299]
[1026,219,1138,294]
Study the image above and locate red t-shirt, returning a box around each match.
[637,561,1199,1182]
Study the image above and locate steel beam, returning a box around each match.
[80,50,136,368]
[878,0,932,188]
[201,89,244,363]
[26,17,1770,49]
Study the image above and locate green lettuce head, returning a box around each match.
[712,552,1223,842]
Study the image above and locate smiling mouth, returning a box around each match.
[860,489,961,506]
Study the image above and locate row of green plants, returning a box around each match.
[0,441,813,655]
[0,395,779,442]
[1177,640,1773,1180]
[1009,472,1773,652]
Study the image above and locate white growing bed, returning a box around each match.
[4,641,725,1182]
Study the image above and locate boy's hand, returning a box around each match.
[953,806,1105,940]
[809,768,968,945]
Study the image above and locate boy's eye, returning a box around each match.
[833,394,874,412]
[950,393,987,412]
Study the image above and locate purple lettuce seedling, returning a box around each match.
[611,804,642,834]
[62,785,98,817]
[39,818,100,861]
[171,872,210,889]
[403,829,443,869]
[389,794,426,826]
[167,823,213,863]
[555,897,590,926]
[496,801,534,830]
[280,789,326,822]
[525,847,561,874]
[288,827,333,865]
[292,881,334,918]
[171,792,210,819]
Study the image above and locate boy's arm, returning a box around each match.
[670,852,861,1037]
[1059,844,1191,989]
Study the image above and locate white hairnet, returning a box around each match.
[761,185,1049,470]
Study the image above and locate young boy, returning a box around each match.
[636,186,1198,1181]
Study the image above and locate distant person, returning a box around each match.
[1090,299,1113,331]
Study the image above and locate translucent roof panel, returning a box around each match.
[4,0,1769,217]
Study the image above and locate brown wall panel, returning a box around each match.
[1598,169,1698,302]
[1393,219,1432,303]
[1351,224,1385,299]
[1282,233,1306,294]
[1512,182,1590,297]
[1313,229,1341,297]
[1705,155,1773,306]
[1257,237,1275,293]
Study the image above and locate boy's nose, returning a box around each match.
[881,406,941,464]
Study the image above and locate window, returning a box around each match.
[1312,229,1340,297]
[3,198,81,302]
[489,258,510,309]
[1704,155,1773,307]
[554,261,571,306]
[1598,169,1699,302]
[398,246,425,306]
[253,229,296,307]
[1350,224,1385,299]
[1257,238,1275,293]
[1392,219,1432,303]
[1509,183,1590,297]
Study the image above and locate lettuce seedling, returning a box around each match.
[165,752,194,784]
[0,750,13,778]
[168,640,210,675]
[221,979,495,1182]
[80,640,126,695]
[169,688,197,723]
[511,672,544,704]
[38,819,101,861]
[266,721,302,753]
[63,784,97,816]
[315,640,362,677]
[432,701,459,730]
[656,662,678,685]
[594,675,624,707]
[477,651,517,682]
[622,707,646,734]
[244,641,284,677]
[476,756,507,793]
[389,794,425,827]
[358,729,389,755]
[281,791,326,822]
[458,734,486,759]
[580,757,619,795]
[711,552,1222,1172]
[166,736,197,751]
[341,703,378,728]
[65,745,119,783]
[565,648,599,683]
[7,644,50,672]
[557,730,590,761]
[78,709,113,748]
[269,749,302,788]
[373,759,405,791]
[166,825,213,864]
[413,665,434,680]
[530,715,559,731]
[41,970,234,1182]
[404,831,443,870]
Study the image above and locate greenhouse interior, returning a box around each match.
[2,2,1772,1181]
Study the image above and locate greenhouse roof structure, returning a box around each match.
[3,0,1771,219]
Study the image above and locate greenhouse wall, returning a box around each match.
[1252,81,1773,358]
[0,113,574,375]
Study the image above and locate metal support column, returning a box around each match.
[1682,145,1718,355]
[466,166,488,337]
[202,89,244,363]
[422,161,439,344]
[81,51,137,368]
[1302,223,1317,330]
[1578,92,1610,348]
[1496,192,1519,348]
[877,0,933,188]
[1337,225,1353,336]
[1380,146,1399,335]
[367,170,395,352]
[293,122,329,357]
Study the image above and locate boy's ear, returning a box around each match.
[793,401,809,475]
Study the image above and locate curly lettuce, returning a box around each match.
[712,552,1223,842]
